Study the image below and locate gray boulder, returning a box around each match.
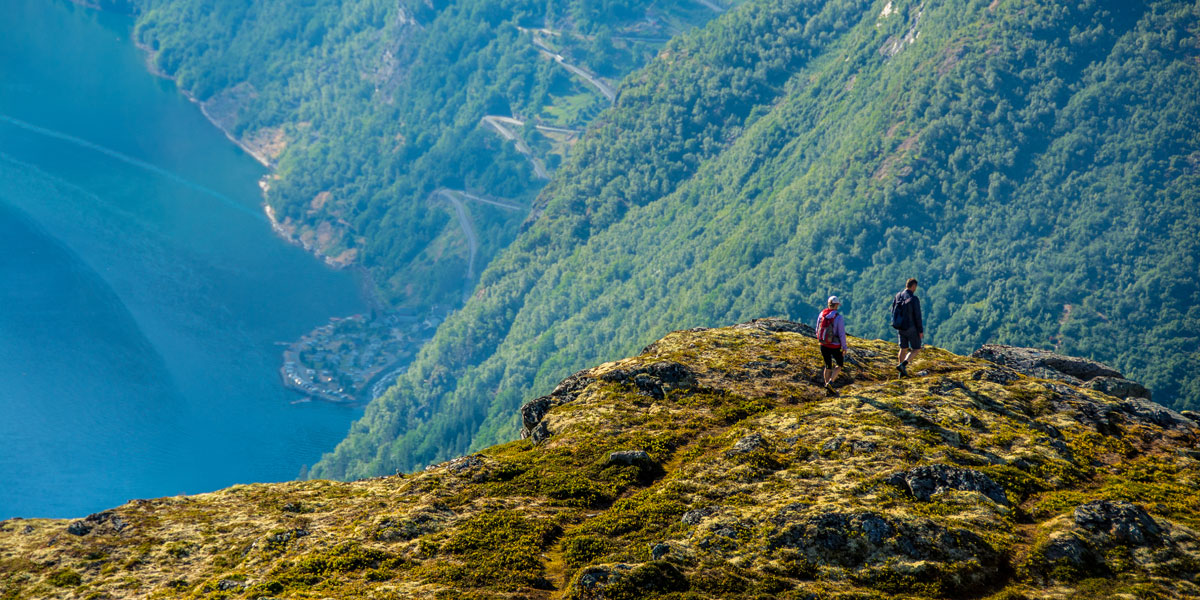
[726,433,768,456]
[886,465,1008,505]
[733,318,816,336]
[1074,500,1163,546]
[607,450,651,466]
[572,562,687,599]
[1085,376,1152,400]
[970,345,1123,385]
[1118,398,1196,430]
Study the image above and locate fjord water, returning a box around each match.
[0,0,366,518]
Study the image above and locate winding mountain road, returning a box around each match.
[531,36,617,102]
[480,116,550,179]
[431,188,530,296]
[432,189,479,288]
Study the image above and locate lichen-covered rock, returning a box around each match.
[569,561,688,599]
[1074,500,1163,546]
[1028,530,1105,582]
[726,433,768,456]
[608,450,651,465]
[732,317,815,336]
[767,510,1004,595]
[65,511,128,536]
[971,344,1124,383]
[681,506,718,526]
[886,465,1009,505]
[1086,376,1153,400]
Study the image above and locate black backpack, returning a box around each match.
[891,292,911,330]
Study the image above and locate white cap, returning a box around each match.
[828,295,840,305]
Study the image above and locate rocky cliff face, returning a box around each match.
[2,320,1198,599]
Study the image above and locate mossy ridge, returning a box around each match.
[2,322,1199,599]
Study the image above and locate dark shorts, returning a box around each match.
[898,328,922,350]
[820,345,844,369]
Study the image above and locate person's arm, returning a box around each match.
[838,314,848,349]
[914,296,924,334]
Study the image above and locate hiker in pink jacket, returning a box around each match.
[816,295,848,396]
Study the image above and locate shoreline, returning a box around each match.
[99,2,412,411]
[123,23,401,408]
[130,30,383,306]
[131,39,274,170]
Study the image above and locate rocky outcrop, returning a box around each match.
[65,511,128,536]
[519,369,595,442]
[885,465,1009,505]
[570,562,688,599]
[732,317,816,336]
[1027,500,1199,585]
[767,510,1004,595]
[521,360,696,442]
[971,344,1151,399]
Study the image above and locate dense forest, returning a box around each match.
[127,0,729,307]
[311,0,1200,480]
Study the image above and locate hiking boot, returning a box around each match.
[896,362,908,378]
[824,383,838,397]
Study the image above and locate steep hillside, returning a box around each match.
[124,0,731,306]
[314,0,1200,479]
[3,321,1198,599]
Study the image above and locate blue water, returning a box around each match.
[0,0,366,518]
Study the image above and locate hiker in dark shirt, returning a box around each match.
[891,278,923,377]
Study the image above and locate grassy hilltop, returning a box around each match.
[3,321,1198,599]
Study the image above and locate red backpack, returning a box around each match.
[817,310,841,347]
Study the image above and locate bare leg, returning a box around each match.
[906,348,920,367]
[829,366,841,384]
[897,348,911,364]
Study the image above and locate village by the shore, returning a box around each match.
[280,312,441,404]
[278,312,444,405]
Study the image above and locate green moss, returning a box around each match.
[716,398,774,425]
[573,488,688,541]
[979,464,1050,504]
[263,542,407,592]
[540,472,616,508]
[428,510,560,590]
[689,565,750,594]
[47,569,81,588]
[561,535,614,568]
[1028,490,1090,522]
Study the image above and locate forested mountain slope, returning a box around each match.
[126,0,729,306]
[314,0,1200,480]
